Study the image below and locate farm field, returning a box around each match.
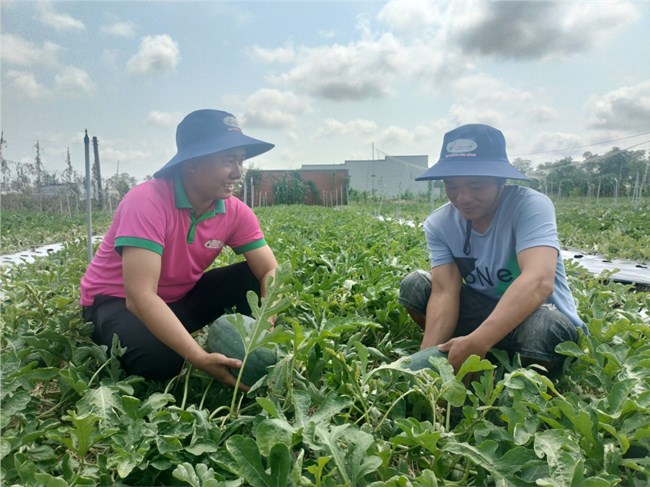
[1,198,649,486]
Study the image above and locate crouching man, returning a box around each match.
[399,124,585,373]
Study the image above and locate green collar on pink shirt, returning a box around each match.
[173,175,226,244]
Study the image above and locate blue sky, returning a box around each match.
[2,0,650,181]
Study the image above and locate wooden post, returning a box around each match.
[92,137,104,210]
[84,130,93,263]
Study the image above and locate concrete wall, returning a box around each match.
[344,155,429,197]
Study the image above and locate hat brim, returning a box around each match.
[154,133,274,178]
[415,159,529,181]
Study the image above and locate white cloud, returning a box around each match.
[586,80,650,131]
[126,35,180,76]
[6,70,50,99]
[146,111,181,128]
[102,21,137,38]
[377,0,444,33]
[449,1,639,59]
[453,74,559,122]
[412,124,437,144]
[446,104,510,132]
[316,118,378,138]
[54,67,95,96]
[375,125,414,147]
[101,146,155,173]
[249,43,295,63]
[6,66,94,100]
[392,37,465,90]
[453,74,531,104]
[38,2,85,31]
[529,132,586,160]
[239,89,310,129]
[0,34,61,67]
[531,105,560,124]
[270,33,404,100]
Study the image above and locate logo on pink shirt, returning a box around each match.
[205,240,224,249]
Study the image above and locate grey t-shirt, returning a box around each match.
[424,185,586,331]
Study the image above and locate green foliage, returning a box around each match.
[1,202,648,486]
[273,172,313,205]
[0,209,114,254]
[531,148,649,198]
[554,198,650,261]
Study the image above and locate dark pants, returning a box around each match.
[82,261,259,381]
[398,270,578,363]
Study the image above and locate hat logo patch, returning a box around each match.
[447,138,477,154]
[223,116,242,132]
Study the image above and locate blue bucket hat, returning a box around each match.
[416,124,528,181]
[154,109,274,178]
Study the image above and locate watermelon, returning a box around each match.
[405,347,449,371]
[207,314,277,386]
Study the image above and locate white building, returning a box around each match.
[302,154,431,198]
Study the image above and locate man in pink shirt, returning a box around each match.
[80,109,278,389]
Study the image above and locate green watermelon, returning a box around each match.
[405,347,449,371]
[207,314,277,386]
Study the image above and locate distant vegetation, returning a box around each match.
[511,146,649,200]
[2,140,648,209]
[2,197,648,263]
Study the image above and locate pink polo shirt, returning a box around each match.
[79,176,266,306]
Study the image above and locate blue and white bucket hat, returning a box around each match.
[416,124,529,181]
[154,109,274,178]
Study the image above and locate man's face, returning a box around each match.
[187,148,246,201]
[443,176,503,226]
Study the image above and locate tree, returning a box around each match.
[274,172,306,205]
[34,141,44,210]
[512,157,533,176]
[11,161,33,194]
[63,148,80,188]
[0,132,9,192]
[594,148,647,197]
[108,172,137,198]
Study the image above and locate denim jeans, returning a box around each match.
[398,270,578,363]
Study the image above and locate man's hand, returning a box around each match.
[196,351,251,391]
[446,245,559,373]
[420,263,462,349]
[437,334,490,373]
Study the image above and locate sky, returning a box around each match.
[2,0,650,182]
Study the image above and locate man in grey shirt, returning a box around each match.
[399,124,584,373]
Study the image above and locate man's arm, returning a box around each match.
[122,247,249,389]
[243,245,279,324]
[438,245,558,371]
[420,262,462,350]
[242,245,278,298]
